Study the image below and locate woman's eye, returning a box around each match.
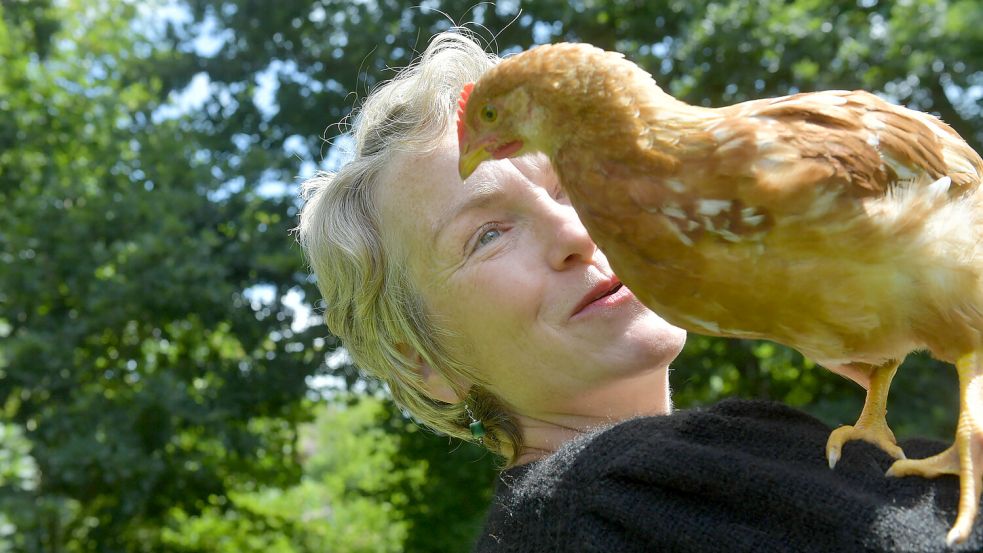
[471,226,503,253]
[548,183,567,203]
[477,228,501,248]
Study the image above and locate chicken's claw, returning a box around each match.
[827,420,905,469]
[886,437,983,545]
[886,352,983,545]
[826,361,904,469]
[886,444,959,477]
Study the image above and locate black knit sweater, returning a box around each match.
[472,399,983,552]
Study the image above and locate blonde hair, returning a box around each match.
[296,31,522,462]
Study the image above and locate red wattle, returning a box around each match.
[491,140,523,159]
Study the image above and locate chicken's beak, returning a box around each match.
[458,143,491,181]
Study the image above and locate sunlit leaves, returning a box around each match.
[160,396,424,553]
[1,0,317,550]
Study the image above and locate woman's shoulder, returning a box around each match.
[475,399,830,551]
[474,398,977,553]
[495,398,833,501]
[530,398,835,479]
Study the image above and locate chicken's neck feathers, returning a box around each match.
[493,43,707,167]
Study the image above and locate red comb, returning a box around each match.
[457,82,475,145]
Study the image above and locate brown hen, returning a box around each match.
[457,42,983,545]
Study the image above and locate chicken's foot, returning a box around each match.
[886,351,983,545]
[827,360,905,469]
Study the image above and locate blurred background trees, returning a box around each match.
[0,0,979,550]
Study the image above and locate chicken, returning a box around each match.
[456,42,983,545]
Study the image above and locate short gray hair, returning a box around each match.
[296,31,522,462]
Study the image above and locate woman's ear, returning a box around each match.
[398,344,462,404]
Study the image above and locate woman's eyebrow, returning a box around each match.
[431,179,504,243]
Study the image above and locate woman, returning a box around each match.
[297,31,980,552]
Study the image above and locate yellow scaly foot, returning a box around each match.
[827,360,906,469]
[886,351,983,545]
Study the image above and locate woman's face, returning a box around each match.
[378,127,686,419]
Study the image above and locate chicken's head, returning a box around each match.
[457,80,540,180]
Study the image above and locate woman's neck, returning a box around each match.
[512,370,671,465]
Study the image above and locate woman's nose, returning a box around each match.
[545,202,597,270]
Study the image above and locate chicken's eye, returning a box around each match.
[480,105,497,123]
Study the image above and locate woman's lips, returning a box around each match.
[571,279,631,318]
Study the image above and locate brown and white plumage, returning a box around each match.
[457,42,983,544]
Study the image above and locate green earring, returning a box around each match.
[465,404,486,442]
[469,419,486,439]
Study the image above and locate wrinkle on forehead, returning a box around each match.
[510,152,553,179]
[510,153,561,195]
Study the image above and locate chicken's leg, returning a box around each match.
[886,351,983,545]
[827,360,905,469]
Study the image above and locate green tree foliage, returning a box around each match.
[161,395,429,553]
[1,0,979,551]
[1,1,322,550]
[157,394,496,553]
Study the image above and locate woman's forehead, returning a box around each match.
[379,133,457,219]
[374,131,462,262]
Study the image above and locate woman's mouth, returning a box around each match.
[571,279,632,318]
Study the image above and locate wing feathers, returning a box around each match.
[691,91,981,205]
